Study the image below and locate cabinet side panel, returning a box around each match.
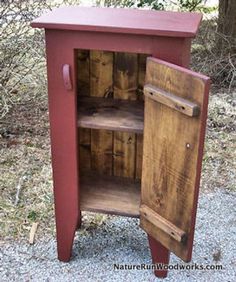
[45,30,79,261]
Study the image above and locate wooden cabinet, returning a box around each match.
[31,7,210,278]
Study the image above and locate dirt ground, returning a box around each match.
[0,87,235,241]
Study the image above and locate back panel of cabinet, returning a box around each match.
[77,49,149,180]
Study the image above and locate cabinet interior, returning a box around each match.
[77,49,149,217]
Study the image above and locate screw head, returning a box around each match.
[186,143,191,149]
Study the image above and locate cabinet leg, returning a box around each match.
[54,190,79,262]
[148,235,170,278]
[45,39,80,263]
[56,219,77,262]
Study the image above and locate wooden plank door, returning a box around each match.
[140,57,210,262]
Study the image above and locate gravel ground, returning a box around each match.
[0,189,235,282]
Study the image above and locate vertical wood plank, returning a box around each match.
[90,50,113,98]
[91,129,113,175]
[113,52,138,178]
[78,128,91,172]
[135,134,143,179]
[77,50,90,96]
[135,54,148,179]
[90,50,113,175]
[137,54,148,101]
[77,50,91,172]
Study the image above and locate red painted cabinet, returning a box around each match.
[31,7,210,278]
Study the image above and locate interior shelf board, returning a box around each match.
[78,97,144,133]
[80,173,141,218]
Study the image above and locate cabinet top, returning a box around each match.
[31,6,202,38]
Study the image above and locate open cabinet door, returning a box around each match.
[140,57,210,262]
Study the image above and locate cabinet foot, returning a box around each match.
[56,221,77,262]
[148,235,170,278]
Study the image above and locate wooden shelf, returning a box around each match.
[80,173,141,217]
[78,97,144,133]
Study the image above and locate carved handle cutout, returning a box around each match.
[62,64,73,91]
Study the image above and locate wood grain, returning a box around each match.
[91,129,112,175]
[140,57,210,262]
[90,50,113,98]
[80,173,141,217]
[78,51,146,179]
[77,50,91,171]
[137,54,148,101]
[78,97,144,133]
[78,128,91,172]
[135,54,148,179]
[90,51,113,175]
[113,52,138,178]
[113,131,136,178]
[77,49,90,96]
[135,134,143,179]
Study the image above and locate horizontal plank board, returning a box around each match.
[78,97,144,133]
[80,173,141,217]
[144,84,200,117]
[140,205,187,243]
[31,7,202,38]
